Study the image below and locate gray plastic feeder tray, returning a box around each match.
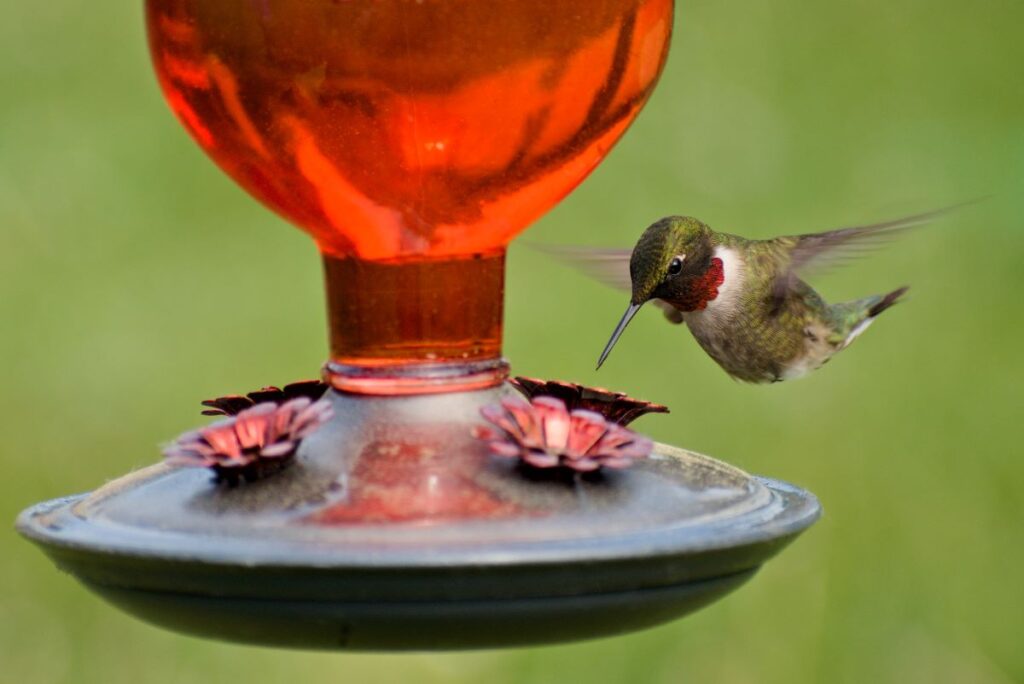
[17,386,820,650]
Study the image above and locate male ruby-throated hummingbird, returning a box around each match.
[556,208,953,383]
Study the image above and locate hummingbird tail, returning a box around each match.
[830,286,910,349]
[868,286,909,318]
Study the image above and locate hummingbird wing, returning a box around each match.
[532,244,632,291]
[782,208,943,273]
[769,202,972,312]
[534,244,685,324]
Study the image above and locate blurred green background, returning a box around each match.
[2,1,1022,682]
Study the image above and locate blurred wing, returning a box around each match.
[769,202,974,311]
[535,244,685,324]
[784,206,954,274]
[533,244,633,291]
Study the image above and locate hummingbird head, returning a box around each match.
[597,216,721,368]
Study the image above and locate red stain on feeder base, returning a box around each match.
[308,425,524,525]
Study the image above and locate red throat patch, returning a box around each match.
[680,257,725,312]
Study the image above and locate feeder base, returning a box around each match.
[17,387,819,650]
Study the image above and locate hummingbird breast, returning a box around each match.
[681,246,836,383]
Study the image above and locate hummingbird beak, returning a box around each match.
[596,302,643,370]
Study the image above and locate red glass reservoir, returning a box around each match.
[146,0,673,391]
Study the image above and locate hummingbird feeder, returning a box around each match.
[17,0,819,650]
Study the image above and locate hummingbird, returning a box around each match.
[552,208,953,383]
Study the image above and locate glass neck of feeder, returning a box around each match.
[322,250,508,395]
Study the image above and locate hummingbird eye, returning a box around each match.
[667,256,684,276]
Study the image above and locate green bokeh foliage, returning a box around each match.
[2,1,1022,682]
